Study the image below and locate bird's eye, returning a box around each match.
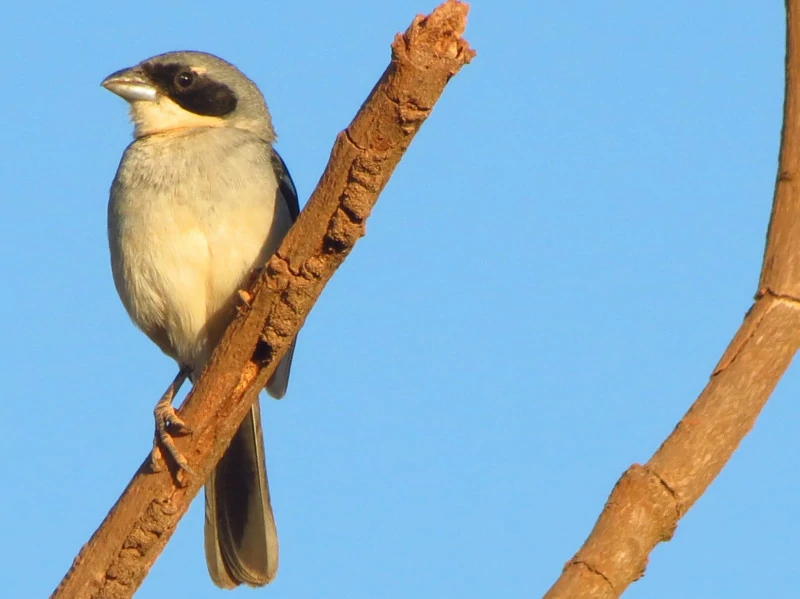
[175,71,194,89]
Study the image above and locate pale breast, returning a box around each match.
[108,127,283,370]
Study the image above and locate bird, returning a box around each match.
[102,50,299,588]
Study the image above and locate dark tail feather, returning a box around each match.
[204,402,278,588]
[266,339,296,399]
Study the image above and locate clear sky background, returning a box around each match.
[0,1,792,598]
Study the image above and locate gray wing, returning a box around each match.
[265,149,299,399]
[271,149,300,220]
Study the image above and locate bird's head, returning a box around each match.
[102,51,275,142]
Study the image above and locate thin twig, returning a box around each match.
[543,2,800,597]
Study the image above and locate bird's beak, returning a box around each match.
[101,67,157,102]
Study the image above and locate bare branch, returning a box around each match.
[543,2,800,597]
[51,3,474,598]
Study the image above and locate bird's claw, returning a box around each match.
[149,368,194,484]
[150,403,194,483]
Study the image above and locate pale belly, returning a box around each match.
[108,130,284,371]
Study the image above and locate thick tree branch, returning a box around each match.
[52,3,474,598]
[543,2,800,597]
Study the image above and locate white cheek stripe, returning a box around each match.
[130,95,226,137]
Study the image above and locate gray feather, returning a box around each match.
[205,403,278,587]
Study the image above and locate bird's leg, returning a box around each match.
[149,366,194,478]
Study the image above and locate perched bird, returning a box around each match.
[102,51,299,588]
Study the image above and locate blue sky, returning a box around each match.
[0,1,792,598]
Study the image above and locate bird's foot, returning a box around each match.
[149,368,194,485]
